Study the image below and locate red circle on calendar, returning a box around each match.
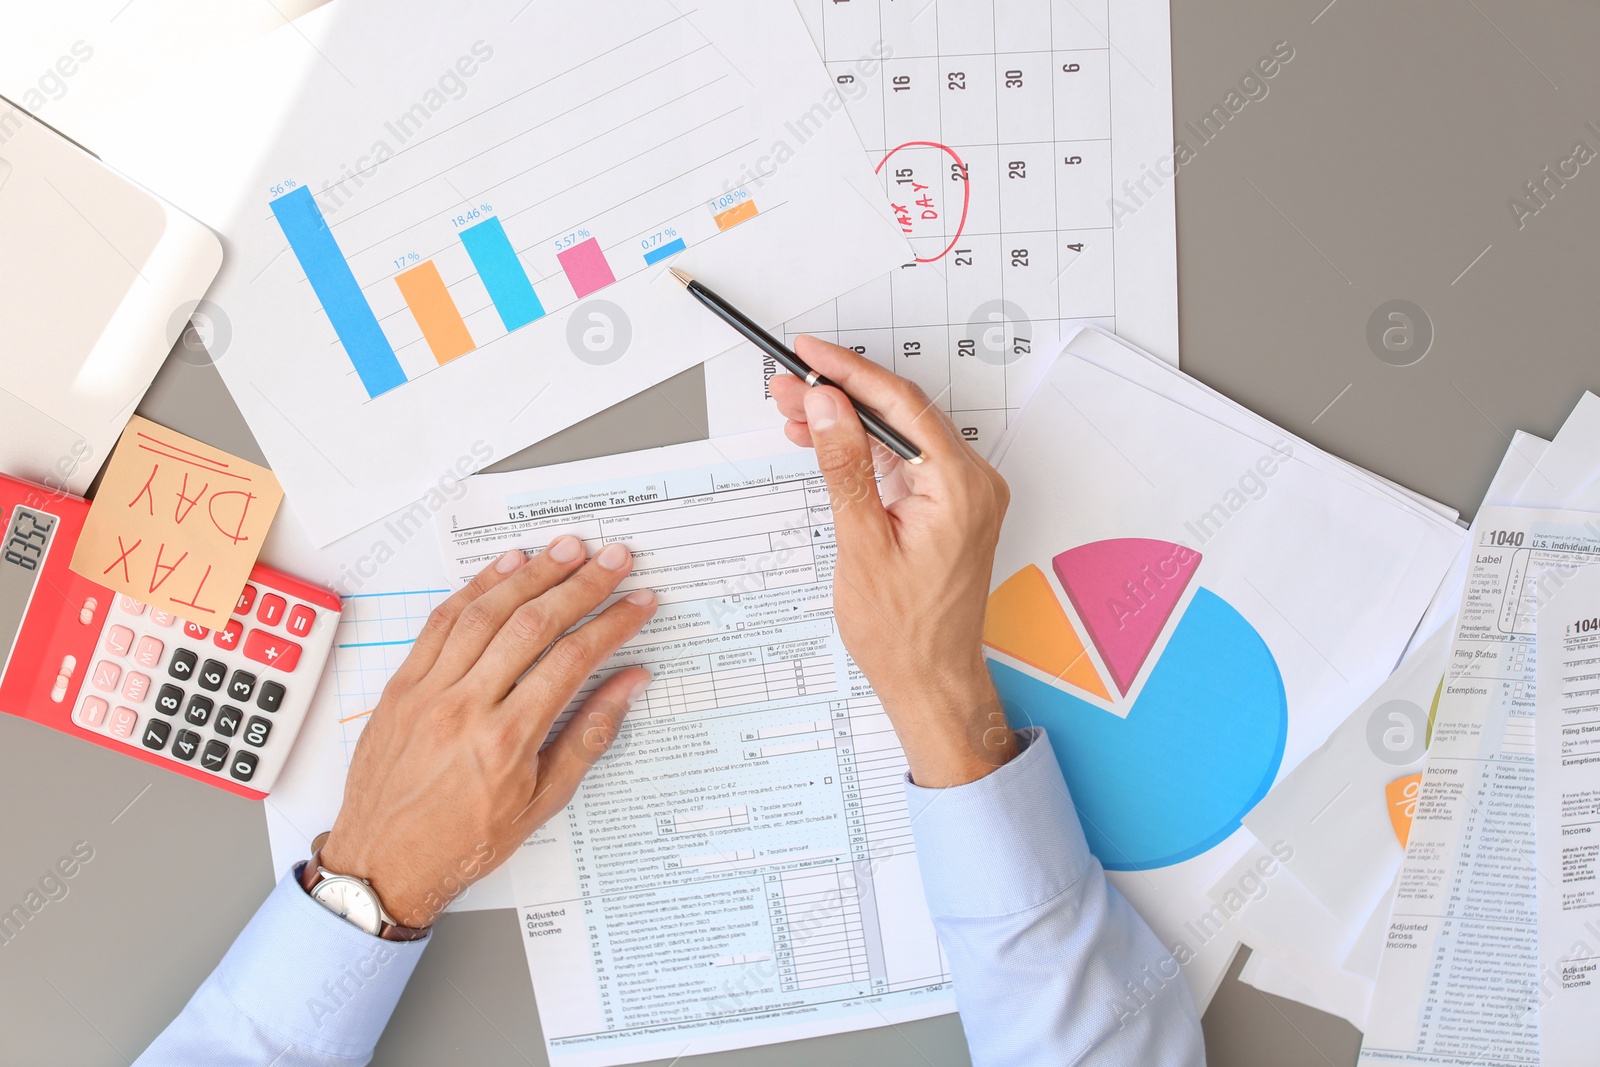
[875,141,971,263]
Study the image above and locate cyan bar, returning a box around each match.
[457,216,545,331]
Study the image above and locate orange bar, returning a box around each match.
[712,199,759,231]
[395,261,474,364]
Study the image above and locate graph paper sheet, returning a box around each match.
[705,0,1178,448]
[82,0,909,544]
[436,430,955,1067]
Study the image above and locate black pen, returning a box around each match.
[669,267,926,464]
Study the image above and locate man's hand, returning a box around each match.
[771,337,1018,788]
[318,536,656,928]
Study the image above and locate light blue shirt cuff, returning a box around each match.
[137,864,429,1065]
[905,726,1093,918]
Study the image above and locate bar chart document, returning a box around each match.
[1534,563,1600,1067]
[84,0,908,544]
[705,0,1178,449]
[437,432,954,1066]
[1359,507,1600,1066]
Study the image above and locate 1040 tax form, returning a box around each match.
[437,431,955,1067]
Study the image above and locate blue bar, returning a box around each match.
[270,186,406,398]
[457,217,544,331]
[642,237,687,265]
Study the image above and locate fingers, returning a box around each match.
[800,386,893,550]
[524,668,651,817]
[396,547,532,685]
[430,534,590,683]
[466,542,654,699]
[789,336,964,460]
[503,584,657,727]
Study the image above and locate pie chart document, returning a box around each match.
[983,329,1467,1008]
[81,0,909,544]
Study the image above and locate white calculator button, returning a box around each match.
[150,610,176,628]
[108,706,139,739]
[123,672,151,702]
[134,636,165,669]
[79,696,109,727]
[106,625,135,657]
[118,595,147,616]
[91,660,122,692]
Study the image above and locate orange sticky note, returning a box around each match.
[70,416,282,625]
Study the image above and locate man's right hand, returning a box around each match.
[770,337,1018,788]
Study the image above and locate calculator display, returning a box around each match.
[0,506,57,682]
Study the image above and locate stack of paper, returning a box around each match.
[981,327,1468,1009]
[1206,393,1600,1056]
[1354,395,1600,1065]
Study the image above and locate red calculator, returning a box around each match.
[0,472,340,799]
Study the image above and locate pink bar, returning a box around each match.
[556,237,616,297]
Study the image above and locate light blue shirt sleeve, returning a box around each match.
[905,726,1206,1067]
[134,863,427,1067]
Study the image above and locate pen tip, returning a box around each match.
[668,267,693,288]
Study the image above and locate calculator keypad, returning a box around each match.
[69,574,336,794]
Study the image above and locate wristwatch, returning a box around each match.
[299,832,430,942]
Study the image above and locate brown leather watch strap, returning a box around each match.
[301,832,430,942]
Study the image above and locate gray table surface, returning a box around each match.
[4,0,1599,1063]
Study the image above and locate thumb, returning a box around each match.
[803,387,891,549]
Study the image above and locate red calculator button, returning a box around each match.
[150,610,176,628]
[236,584,258,615]
[134,636,164,669]
[123,672,151,702]
[286,604,316,638]
[243,629,301,672]
[109,706,138,739]
[184,620,210,640]
[80,696,109,727]
[118,595,147,616]
[214,620,243,651]
[106,625,135,657]
[92,660,122,692]
[257,594,286,627]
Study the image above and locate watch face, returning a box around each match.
[313,875,383,934]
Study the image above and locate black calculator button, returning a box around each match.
[155,684,184,716]
[257,681,285,713]
[229,750,259,783]
[227,670,256,701]
[172,729,201,762]
[200,740,229,772]
[243,716,272,748]
[168,648,197,681]
[215,705,242,738]
[185,694,214,727]
[198,659,227,691]
[141,718,171,751]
